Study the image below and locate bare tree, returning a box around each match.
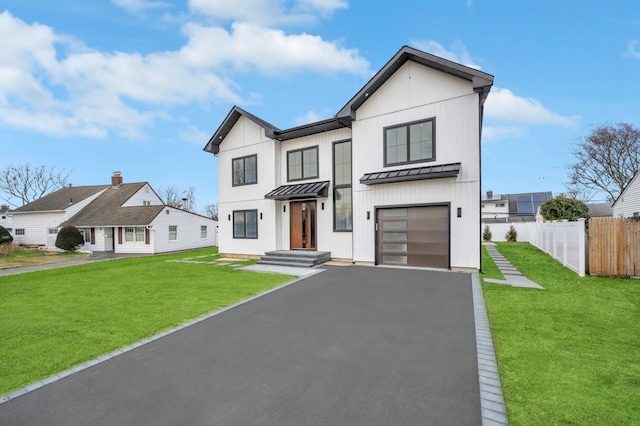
[158,186,196,212]
[0,164,70,207]
[567,123,640,202]
[204,203,218,221]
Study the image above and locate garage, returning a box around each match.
[376,205,450,268]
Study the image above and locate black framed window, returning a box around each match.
[333,140,352,231]
[233,210,258,239]
[287,146,318,181]
[384,118,435,166]
[232,154,257,186]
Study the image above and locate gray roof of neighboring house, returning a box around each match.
[61,183,164,227]
[204,45,495,155]
[587,202,612,217]
[11,185,110,213]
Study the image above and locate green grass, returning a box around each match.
[0,246,86,268]
[481,243,640,425]
[0,248,293,395]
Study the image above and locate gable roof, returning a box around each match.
[60,182,164,227]
[612,171,640,208]
[336,45,494,120]
[11,185,109,213]
[204,45,495,154]
[586,202,612,217]
[204,106,280,155]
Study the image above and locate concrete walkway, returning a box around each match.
[0,266,494,425]
[483,243,544,290]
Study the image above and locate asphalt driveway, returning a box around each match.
[0,266,481,425]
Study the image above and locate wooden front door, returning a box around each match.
[290,201,317,250]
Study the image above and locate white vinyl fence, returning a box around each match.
[483,219,586,277]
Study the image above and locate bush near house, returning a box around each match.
[539,194,589,221]
[55,226,84,252]
[0,226,12,245]
[505,225,517,242]
[482,224,492,242]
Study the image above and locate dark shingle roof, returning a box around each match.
[265,181,330,200]
[11,185,109,213]
[587,202,612,217]
[61,183,163,227]
[359,163,461,185]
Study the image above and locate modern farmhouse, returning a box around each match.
[204,46,494,271]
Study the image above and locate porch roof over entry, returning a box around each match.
[360,162,461,185]
[265,181,330,200]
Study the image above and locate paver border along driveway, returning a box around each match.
[0,266,485,425]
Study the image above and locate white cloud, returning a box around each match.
[0,11,368,139]
[294,108,333,125]
[484,87,580,127]
[623,39,640,59]
[111,0,172,13]
[179,125,211,145]
[410,39,481,69]
[189,0,347,26]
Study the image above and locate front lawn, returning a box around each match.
[0,248,293,395]
[482,243,640,425]
[0,245,86,268]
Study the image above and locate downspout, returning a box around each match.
[478,94,485,273]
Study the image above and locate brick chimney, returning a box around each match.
[486,190,493,199]
[112,171,123,187]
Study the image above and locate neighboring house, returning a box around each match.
[612,171,640,218]
[0,204,12,232]
[10,172,217,253]
[586,202,612,218]
[204,46,494,271]
[481,191,552,223]
[481,191,509,220]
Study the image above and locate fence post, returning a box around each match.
[578,218,586,277]
[562,220,568,267]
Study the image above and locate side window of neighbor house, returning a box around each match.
[15,228,25,235]
[287,146,319,181]
[384,118,435,166]
[201,226,207,239]
[232,154,257,186]
[233,210,257,239]
[169,225,177,241]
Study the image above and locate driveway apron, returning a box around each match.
[0,266,481,425]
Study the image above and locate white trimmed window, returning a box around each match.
[201,226,207,239]
[169,225,177,241]
[48,228,59,235]
[125,226,145,242]
[15,228,25,235]
[79,228,91,244]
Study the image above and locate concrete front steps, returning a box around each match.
[258,250,331,268]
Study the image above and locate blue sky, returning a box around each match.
[1,0,639,211]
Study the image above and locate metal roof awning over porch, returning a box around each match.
[265,181,330,200]
[359,162,461,185]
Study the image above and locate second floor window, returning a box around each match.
[384,118,435,166]
[232,154,257,186]
[288,146,318,181]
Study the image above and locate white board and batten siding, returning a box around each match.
[613,172,640,218]
[276,128,353,259]
[351,62,481,269]
[217,116,279,256]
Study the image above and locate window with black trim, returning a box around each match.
[233,210,258,239]
[384,118,435,166]
[232,154,257,186]
[287,146,318,181]
[333,140,352,231]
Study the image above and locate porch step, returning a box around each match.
[258,250,331,268]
